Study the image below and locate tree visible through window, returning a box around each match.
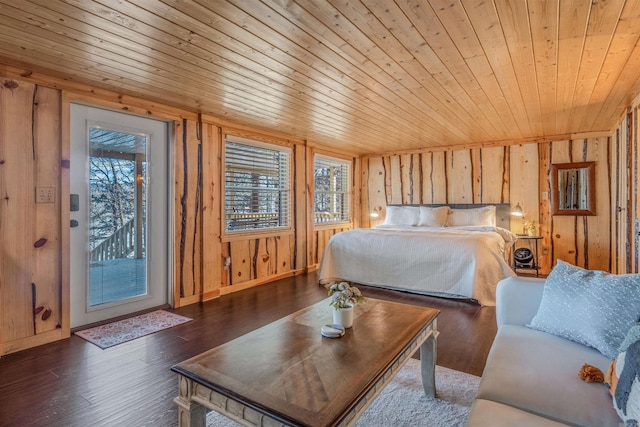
[224,136,291,232]
[314,155,351,224]
[89,128,146,256]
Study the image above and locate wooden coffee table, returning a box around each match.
[172,298,439,427]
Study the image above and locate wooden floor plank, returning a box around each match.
[0,272,496,426]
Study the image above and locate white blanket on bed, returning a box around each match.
[318,226,516,306]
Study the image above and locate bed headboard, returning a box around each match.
[387,203,512,229]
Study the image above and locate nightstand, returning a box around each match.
[512,235,542,277]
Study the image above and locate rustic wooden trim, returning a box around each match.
[471,148,482,203]
[399,155,407,203]
[201,122,222,302]
[219,269,306,296]
[220,126,295,149]
[352,156,362,228]
[502,146,510,203]
[192,121,203,296]
[608,135,614,273]
[293,144,305,270]
[361,157,371,227]
[0,63,195,122]
[175,119,202,306]
[313,222,354,232]
[627,108,634,272]
[615,128,621,272]
[583,216,589,268]
[383,156,391,205]
[221,229,295,243]
[202,114,305,147]
[1,328,67,356]
[305,140,360,159]
[429,153,435,204]
[538,142,552,272]
[634,106,639,272]
[444,152,449,204]
[304,145,315,269]
[59,92,71,337]
[360,131,613,158]
[178,118,189,299]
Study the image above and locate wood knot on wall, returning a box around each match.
[2,80,19,89]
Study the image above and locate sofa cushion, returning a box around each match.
[466,399,569,426]
[527,260,640,359]
[477,324,621,426]
[610,323,640,424]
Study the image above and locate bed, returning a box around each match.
[318,204,517,306]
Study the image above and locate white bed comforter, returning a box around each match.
[318,226,516,306]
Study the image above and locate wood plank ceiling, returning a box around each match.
[0,0,639,155]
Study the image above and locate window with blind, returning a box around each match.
[224,136,291,233]
[314,155,351,224]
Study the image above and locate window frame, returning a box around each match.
[222,134,293,238]
[313,153,352,226]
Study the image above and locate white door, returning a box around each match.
[70,104,170,328]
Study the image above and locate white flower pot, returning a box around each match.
[332,304,354,328]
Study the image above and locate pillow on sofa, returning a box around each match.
[417,206,449,227]
[608,324,640,424]
[383,205,419,226]
[527,260,640,359]
[447,206,496,227]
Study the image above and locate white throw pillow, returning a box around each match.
[383,205,419,226]
[447,206,496,227]
[417,206,449,227]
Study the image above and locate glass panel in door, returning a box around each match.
[88,128,147,306]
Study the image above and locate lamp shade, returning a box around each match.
[511,203,524,217]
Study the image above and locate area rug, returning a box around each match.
[75,310,192,349]
[206,358,480,427]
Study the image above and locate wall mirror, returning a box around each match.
[551,161,596,216]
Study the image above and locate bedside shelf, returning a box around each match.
[512,235,542,277]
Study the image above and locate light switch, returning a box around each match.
[36,187,55,203]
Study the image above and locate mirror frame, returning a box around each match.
[551,161,596,216]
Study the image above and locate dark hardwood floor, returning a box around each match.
[0,272,497,427]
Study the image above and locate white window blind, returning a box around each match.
[314,155,351,224]
[224,136,291,232]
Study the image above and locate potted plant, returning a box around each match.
[327,282,365,328]
[524,220,537,236]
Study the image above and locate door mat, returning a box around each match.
[75,310,192,349]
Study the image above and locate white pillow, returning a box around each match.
[383,205,419,226]
[447,206,496,227]
[417,206,449,227]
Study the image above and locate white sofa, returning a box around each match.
[466,276,621,426]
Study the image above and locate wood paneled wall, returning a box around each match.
[362,137,617,275]
[0,79,64,355]
[174,118,204,306]
[611,96,639,274]
[0,70,339,354]
[0,64,634,355]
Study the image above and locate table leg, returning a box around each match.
[175,376,207,427]
[420,330,437,398]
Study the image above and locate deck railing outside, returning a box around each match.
[90,218,144,261]
[314,212,345,224]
